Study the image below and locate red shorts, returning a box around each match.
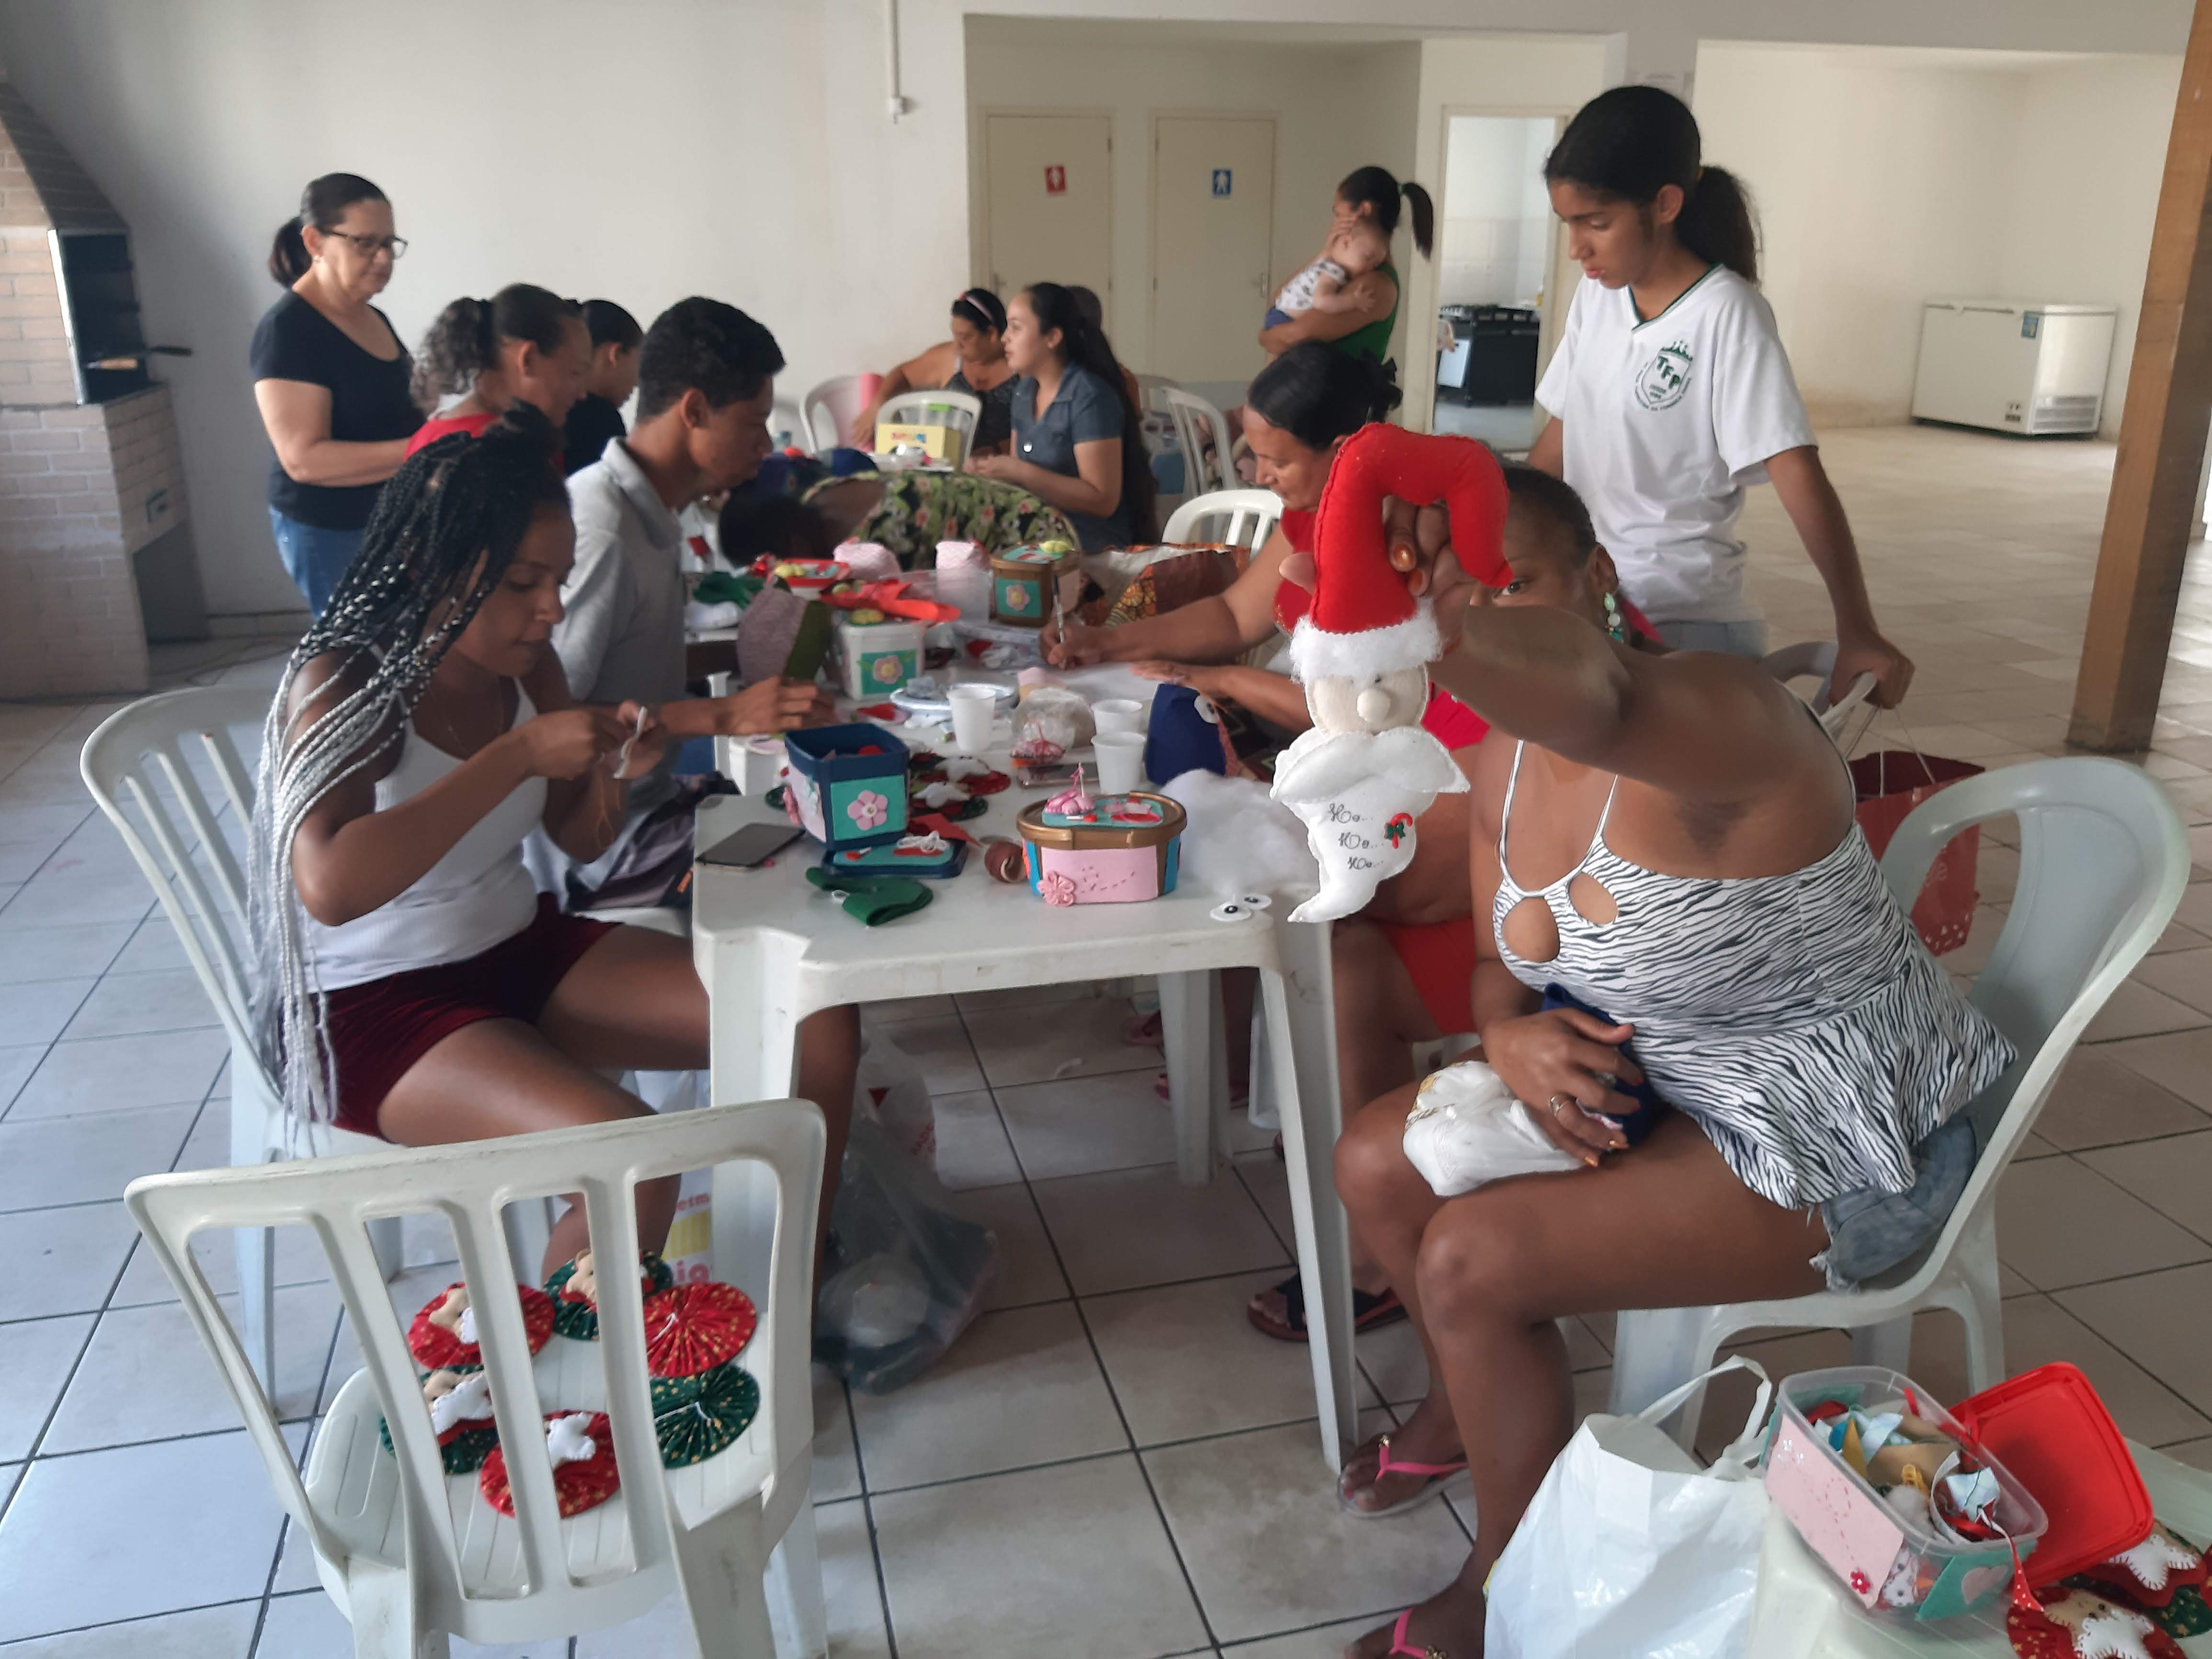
[321,895,614,1140]
[1377,918,1477,1037]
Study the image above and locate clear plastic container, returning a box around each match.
[1764,1365,2047,1623]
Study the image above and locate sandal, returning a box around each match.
[1338,1432,1468,1519]
[1385,1609,1450,1658]
[1245,1270,1406,1342]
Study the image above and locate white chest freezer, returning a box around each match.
[1910,298,2116,436]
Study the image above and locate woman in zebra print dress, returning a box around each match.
[1329,489,2011,1659]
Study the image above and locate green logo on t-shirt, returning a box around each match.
[1634,341,1694,410]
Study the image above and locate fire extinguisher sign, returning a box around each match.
[1044,165,1067,195]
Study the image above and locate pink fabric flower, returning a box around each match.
[1040,870,1078,907]
[846,790,890,830]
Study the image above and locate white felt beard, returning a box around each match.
[1268,693,1469,922]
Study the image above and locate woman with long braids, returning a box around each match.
[248,405,856,1272]
[964,281,1157,551]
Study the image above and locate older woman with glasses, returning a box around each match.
[250,173,423,615]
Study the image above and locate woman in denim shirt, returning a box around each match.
[966,283,1157,551]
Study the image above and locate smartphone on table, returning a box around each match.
[697,822,807,870]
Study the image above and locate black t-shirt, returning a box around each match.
[563,392,628,476]
[248,291,422,530]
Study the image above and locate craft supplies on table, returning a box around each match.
[785,723,911,851]
[832,613,926,697]
[747,555,847,594]
[874,412,968,464]
[989,543,1080,627]
[1015,789,1185,905]
[889,672,1016,722]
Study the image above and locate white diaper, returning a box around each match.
[1401,1059,1585,1197]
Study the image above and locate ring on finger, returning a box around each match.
[1548,1093,1575,1119]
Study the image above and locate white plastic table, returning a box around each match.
[688,753,1359,1470]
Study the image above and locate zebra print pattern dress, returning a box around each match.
[1492,743,2016,1211]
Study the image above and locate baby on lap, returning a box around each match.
[1264,217,1391,329]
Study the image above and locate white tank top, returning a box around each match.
[305,684,548,991]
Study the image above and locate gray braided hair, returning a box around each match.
[248,405,568,1135]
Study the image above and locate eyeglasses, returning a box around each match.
[321,229,408,259]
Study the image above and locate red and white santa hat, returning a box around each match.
[1288,424,1510,684]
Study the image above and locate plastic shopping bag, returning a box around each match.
[1486,1357,1775,1659]
[814,1042,999,1393]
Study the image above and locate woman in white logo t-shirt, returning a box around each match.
[1527,86,1912,707]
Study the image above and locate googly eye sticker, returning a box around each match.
[1210,900,1253,922]
[1236,893,1272,911]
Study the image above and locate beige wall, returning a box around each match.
[963,25,1421,378]
[0,0,2187,621]
[2000,55,2184,435]
[1697,45,2181,436]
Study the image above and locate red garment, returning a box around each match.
[1378,918,1477,1036]
[319,895,614,1138]
[406,410,497,455]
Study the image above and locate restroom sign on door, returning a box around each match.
[1044,165,1066,195]
[1211,168,1232,197]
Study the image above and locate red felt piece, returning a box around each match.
[641,1281,759,1377]
[856,703,901,720]
[1308,424,1510,601]
[406,1282,555,1370]
[964,770,1011,796]
[479,1412,620,1518]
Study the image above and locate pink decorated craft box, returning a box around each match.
[1014,792,1185,905]
[1764,1365,2046,1623]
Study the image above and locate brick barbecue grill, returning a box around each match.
[0,80,205,698]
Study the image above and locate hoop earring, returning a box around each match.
[1602,590,1627,643]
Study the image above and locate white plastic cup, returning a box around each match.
[1095,731,1147,795]
[1092,697,1144,735]
[947,683,998,754]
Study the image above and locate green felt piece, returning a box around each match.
[654,1363,761,1468]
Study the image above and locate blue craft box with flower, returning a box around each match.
[784,724,910,851]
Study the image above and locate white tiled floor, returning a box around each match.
[5,428,2212,1653]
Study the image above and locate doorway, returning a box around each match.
[982,112,1115,326]
[1147,114,1277,383]
[1432,114,1561,453]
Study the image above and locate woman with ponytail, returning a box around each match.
[1258,165,1436,363]
[1531,85,1912,704]
[967,281,1157,549]
[250,173,422,616]
[407,284,591,453]
[249,403,855,1272]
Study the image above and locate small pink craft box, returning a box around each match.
[1014,792,1185,905]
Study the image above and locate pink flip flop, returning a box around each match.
[1386,1609,1449,1658]
[1338,1432,1468,1520]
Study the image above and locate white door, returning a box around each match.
[1149,115,1276,382]
[984,114,1114,329]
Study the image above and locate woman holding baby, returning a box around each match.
[1259,165,1434,363]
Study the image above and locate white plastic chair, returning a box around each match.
[769,399,808,454]
[1162,388,1236,497]
[1763,640,1878,755]
[125,1102,827,1659]
[873,388,982,463]
[801,375,873,452]
[80,687,410,1390]
[1608,757,2190,1447]
[1162,488,1284,557]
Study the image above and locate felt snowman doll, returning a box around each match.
[1269,425,1509,924]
